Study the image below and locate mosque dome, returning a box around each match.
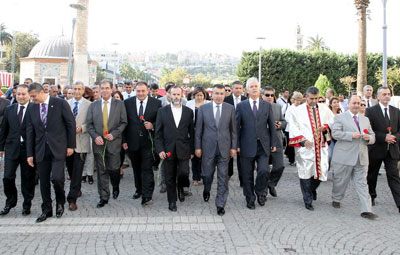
[28,36,69,58]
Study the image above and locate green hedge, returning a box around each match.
[236,49,400,96]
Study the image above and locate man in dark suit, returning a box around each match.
[0,84,35,216]
[236,78,278,210]
[0,97,10,125]
[365,87,400,213]
[195,84,237,216]
[123,81,161,205]
[26,83,76,222]
[155,86,194,211]
[149,83,163,99]
[87,79,127,208]
[224,81,247,185]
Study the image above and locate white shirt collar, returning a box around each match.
[102,97,111,104]
[138,96,148,104]
[18,102,29,109]
[249,97,259,106]
[379,102,389,111]
[213,101,222,108]
[347,110,359,119]
[42,94,50,105]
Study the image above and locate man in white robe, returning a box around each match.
[289,87,334,210]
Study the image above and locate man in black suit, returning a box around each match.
[123,81,161,206]
[236,78,278,210]
[0,84,35,216]
[155,86,194,211]
[26,83,76,222]
[224,81,247,185]
[0,97,11,125]
[149,83,163,99]
[366,87,400,213]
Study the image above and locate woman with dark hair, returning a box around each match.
[83,86,94,102]
[329,96,341,115]
[186,86,209,186]
[112,91,124,101]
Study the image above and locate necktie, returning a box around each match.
[384,107,390,126]
[18,106,25,124]
[252,100,257,117]
[353,115,360,132]
[40,103,47,126]
[128,94,131,98]
[367,100,370,108]
[73,101,79,118]
[215,105,221,127]
[139,101,144,117]
[103,101,109,135]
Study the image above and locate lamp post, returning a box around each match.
[10,31,16,75]
[382,0,388,87]
[256,37,265,86]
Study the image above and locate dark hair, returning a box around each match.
[263,86,275,93]
[232,81,243,87]
[136,81,148,88]
[224,84,231,88]
[125,80,133,85]
[24,78,33,83]
[84,87,94,101]
[213,84,225,90]
[28,83,44,93]
[305,86,319,96]
[42,82,49,86]
[112,91,124,100]
[17,84,29,90]
[192,87,207,98]
[100,79,113,88]
[150,83,159,90]
[170,85,182,92]
[329,96,341,114]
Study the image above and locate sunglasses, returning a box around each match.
[225,89,231,92]
[264,94,274,97]
[360,104,366,107]
[318,101,325,103]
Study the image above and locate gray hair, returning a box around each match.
[305,86,319,96]
[49,85,58,90]
[91,85,100,90]
[246,77,260,90]
[63,85,72,90]
[363,85,373,92]
[73,81,85,88]
[377,86,390,95]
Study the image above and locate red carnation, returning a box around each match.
[139,116,145,120]
[166,152,171,157]
[104,131,109,135]
[387,127,392,131]
[363,129,368,134]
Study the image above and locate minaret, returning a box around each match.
[73,0,89,86]
[296,24,303,50]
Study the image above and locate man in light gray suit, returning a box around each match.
[86,80,127,208]
[65,81,91,211]
[195,84,237,216]
[331,95,378,219]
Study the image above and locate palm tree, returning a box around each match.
[355,0,370,94]
[305,35,329,51]
[0,23,13,45]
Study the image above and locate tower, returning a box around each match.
[73,0,89,86]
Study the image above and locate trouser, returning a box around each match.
[284,132,295,164]
[82,150,94,177]
[164,158,190,203]
[94,152,120,201]
[37,144,65,213]
[332,160,372,213]
[3,144,35,210]
[128,149,154,199]
[299,177,321,206]
[202,154,230,208]
[368,155,400,207]
[228,154,242,182]
[191,156,202,181]
[268,147,285,189]
[66,152,87,203]
[241,141,270,203]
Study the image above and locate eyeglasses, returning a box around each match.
[360,104,366,107]
[264,94,274,97]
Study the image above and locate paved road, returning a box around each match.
[0,162,399,255]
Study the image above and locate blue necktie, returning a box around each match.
[73,101,79,118]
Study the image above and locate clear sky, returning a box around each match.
[2,0,400,57]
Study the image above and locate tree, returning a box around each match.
[5,32,39,73]
[119,62,146,81]
[95,65,106,83]
[375,66,400,96]
[191,73,212,88]
[305,35,329,51]
[315,74,333,96]
[340,76,357,95]
[160,67,191,87]
[355,0,370,94]
[0,23,12,46]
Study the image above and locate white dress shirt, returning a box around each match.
[18,102,29,142]
[379,102,390,119]
[101,98,111,117]
[171,104,182,128]
[249,97,259,111]
[122,91,136,100]
[136,96,148,116]
[233,95,241,108]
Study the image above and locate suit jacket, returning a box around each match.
[0,103,32,159]
[155,105,194,160]
[331,111,375,166]
[86,98,127,154]
[270,102,287,149]
[68,98,91,153]
[124,96,161,151]
[26,96,76,161]
[0,98,10,125]
[224,94,247,108]
[195,102,237,159]
[365,104,400,159]
[236,99,278,158]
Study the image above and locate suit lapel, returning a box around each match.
[244,100,256,119]
[346,112,359,132]
[13,104,21,128]
[209,103,217,128]
[166,105,176,129]
[257,100,265,119]
[45,97,55,128]
[389,106,396,128]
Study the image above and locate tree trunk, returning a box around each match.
[356,6,367,95]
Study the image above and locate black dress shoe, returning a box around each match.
[22,209,31,216]
[36,211,53,223]
[0,206,12,216]
[88,176,94,185]
[217,207,225,216]
[312,191,317,201]
[361,212,378,219]
[268,186,277,197]
[257,195,267,206]
[168,203,177,212]
[97,199,108,208]
[332,201,340,208]
[178,187,185,202]
[81,176,87,183]
[141,197,153,206]
[113,188,120,199]
[132,192,142,199]
[56,204,64,218]
[305,204,314,211]
[246,201,255,210]
[203,191,210,202]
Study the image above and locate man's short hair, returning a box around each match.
[224,84,231,88]
[170,85,182,93]
[91,85,100,90]
[213,84,225,90]
[232,81,243,87]
[100,79,113,88]
[263,86,275,93]
[28,83,44,93]
[50,85,58,90]
[25,78,33,82]
[150,83,159,90]
[377,86,390,95]
[136,81,148,88]
[125,80,133,85]
[363,85,373,92]
[73,81,85,88]
[165,82,176,92]
[245,77,259,90]
[17,84,29,90]
[305,86,319,96]
[42,82,49,86]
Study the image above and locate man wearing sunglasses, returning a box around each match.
[224,85,232,97]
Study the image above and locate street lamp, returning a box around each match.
[382,0,388,87]
[256,37,266,86]
[67,3,86,86]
